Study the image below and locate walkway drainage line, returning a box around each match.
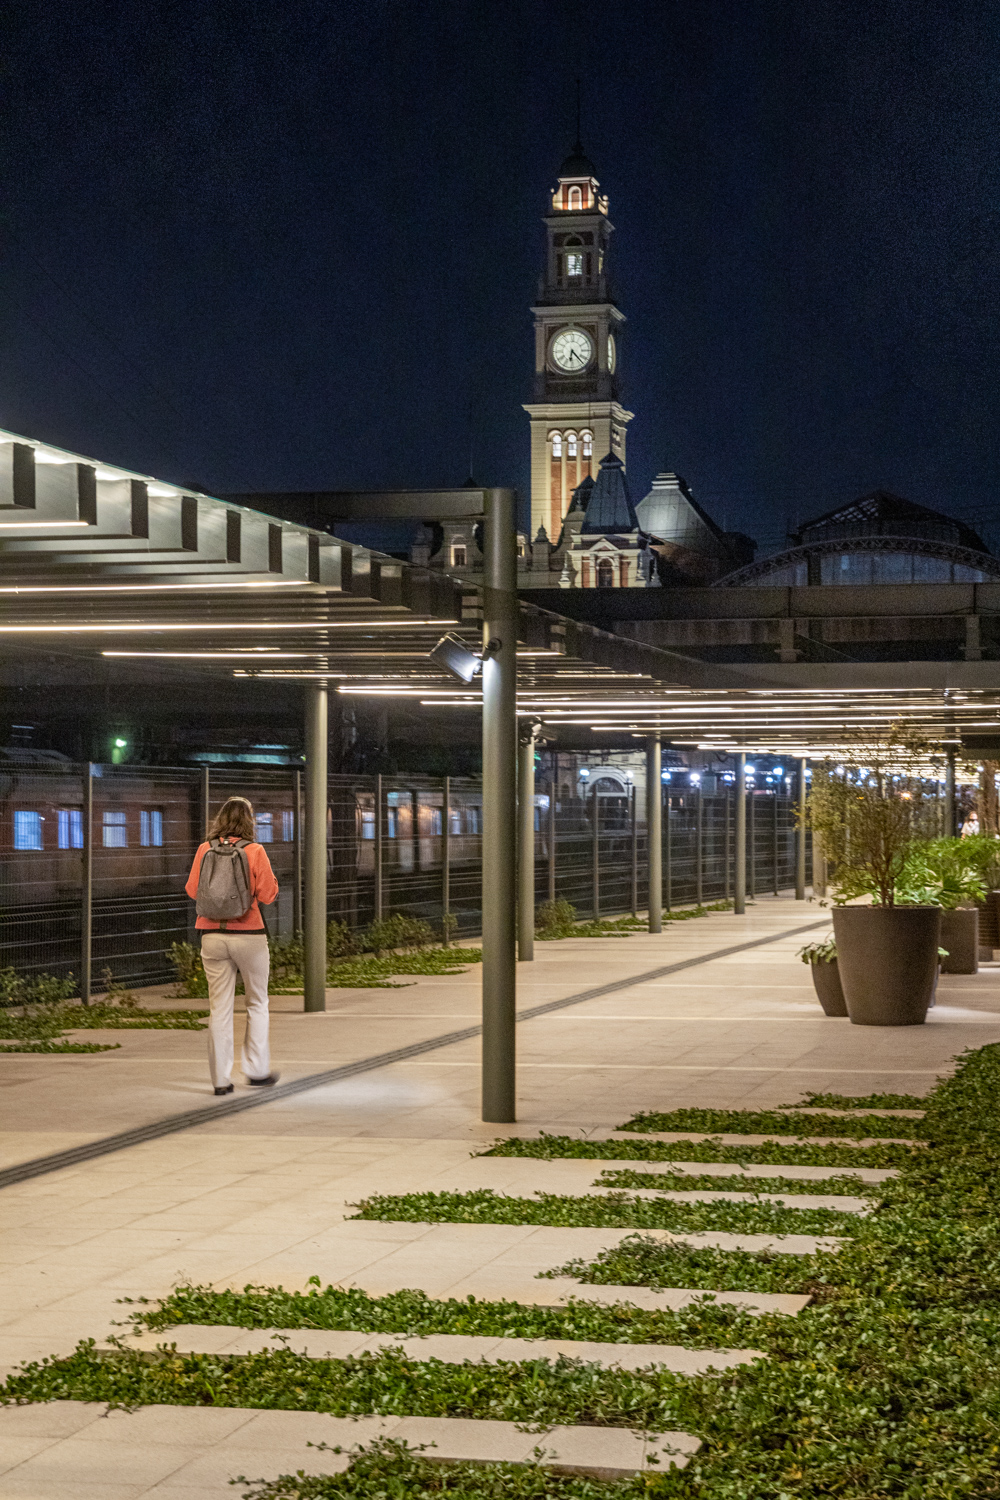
[0,918,827,1191]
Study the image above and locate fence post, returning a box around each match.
[80,763,94,1005]
[734,753,746,914]
[630,783,638,917]
[665,792,672,911]
[374,772,384,922]
[695,785,703,907]
[548,776,557,905]
[442,775,451,945]
[749,789,757,899]
[772,794,779,896]
[945,748,956,838]
[795,759,807,899]
[294,769,304,935]
[591,781,600,920]
[646,733,662,932]
[725,785,732,901]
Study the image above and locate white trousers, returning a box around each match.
[201,932,271,1087]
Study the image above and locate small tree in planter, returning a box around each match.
[899,839,987,973]
[808,732,942,1026]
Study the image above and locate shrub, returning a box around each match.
[535,898,577,937]
[360,914,434,955]
[0,967,77,1009]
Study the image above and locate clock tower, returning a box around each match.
[523,143,634,546]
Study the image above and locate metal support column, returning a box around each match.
[795,758,807,899]
[201,765,211,839]
[630,784,638,918]
[442,775,451,945]
[518,727,535,961]
[945,748,956,838]
[734,753,747,915]
[591,781,600,919]
[646,732,662,932]
[80,763,94,1005]
[411,788,420,879]
[294,769,304,935]
[695,786,703,907]
[304,682,328,1013]
[547,775,557,905]
[481,486,518,1123]
[374,773,384,922]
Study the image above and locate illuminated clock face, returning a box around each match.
[607,334,617,373]
[551,328,593,372]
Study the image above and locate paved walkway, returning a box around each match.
[2,893,999,1495]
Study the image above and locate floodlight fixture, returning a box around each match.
[429,634,483,684]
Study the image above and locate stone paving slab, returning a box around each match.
[0,1401,700,1489]
[120,1323,764,1374]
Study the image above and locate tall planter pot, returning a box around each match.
[832,906,941,1026]
[940,908,978,975]
[809,957,848,1016]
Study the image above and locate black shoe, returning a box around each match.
[247,1072,280,1087]
[214,1084,234,1096]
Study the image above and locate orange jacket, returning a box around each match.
[185,839,279,932]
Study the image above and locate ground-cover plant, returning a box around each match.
[124,1280,767,1351]
[781,1090,928,1110]
[481,1133,913,1169]
[594,1169,880,1198]
[547,1232,821,1294]
[619,1108,920,1140]
[0,966,207,1051]
[168,937,481,997]
[349,1188,859,1238]
[237,1439,640,1500]
[535,899,731,941]
[0,968,77,1008]
[0,1337,724,1429]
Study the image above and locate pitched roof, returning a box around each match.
[581,453,639,535]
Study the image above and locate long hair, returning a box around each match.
[209,797,255,842]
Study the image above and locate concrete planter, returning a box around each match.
[809,957,848,1016]
[939,908,979,974]
[832,906,941,1026]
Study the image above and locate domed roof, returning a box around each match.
[559,141,597,179]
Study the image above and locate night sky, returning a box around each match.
[4,0,1000,555]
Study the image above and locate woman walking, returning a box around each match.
[185,796,280,1095]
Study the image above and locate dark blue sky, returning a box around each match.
[4,0,1000,554]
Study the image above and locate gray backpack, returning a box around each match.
[196,837,253,925]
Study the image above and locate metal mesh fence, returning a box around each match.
[0,763,812,990]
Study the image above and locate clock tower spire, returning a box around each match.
[523,143,634,548]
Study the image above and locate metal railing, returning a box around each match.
[0,763,811,991]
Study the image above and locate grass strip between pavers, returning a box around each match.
[348,1189,860,1237]
[618,1107,922,1140]
[235,1439,650,1498]
[122,1282,777,1351]
[780,1090,929,1111]
[593,1169,881,1197]
[481,1133,915,1169]
[9,1044,1000,1496]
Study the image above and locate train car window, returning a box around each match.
[14,810,43,850]
[282,810,294,841]
[429,809,443,836]
[386,807,398,838]
[57,809,83,849]
[140,810,163,847]
[102,810,128,848]
[466,807,482,835]
[360,808,375,839]
[254,813,273,843]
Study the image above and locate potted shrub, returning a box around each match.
[798,936,847,1016]
[812,750,941,1026]
[898,839,986,974]
[948,831,1000,960]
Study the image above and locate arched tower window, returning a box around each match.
[596,558,615,588]
[551,432,563,458]
[566,433,578,458]
[581,430,593,479]
[568,185,582,209]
